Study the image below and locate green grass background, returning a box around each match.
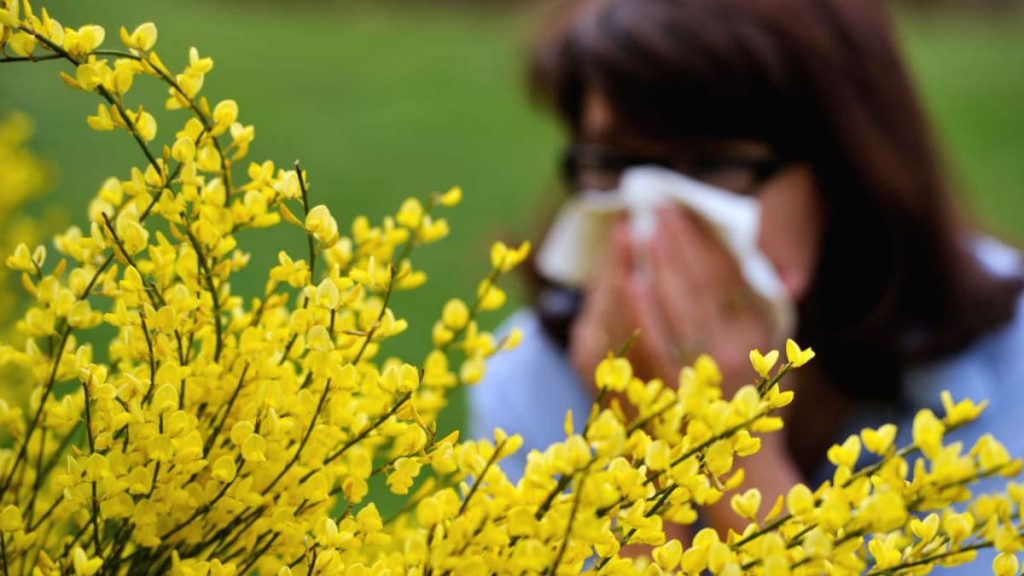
[1,0,1023,438]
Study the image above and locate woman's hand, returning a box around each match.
[569,207,779,397]
[569,206,804,536]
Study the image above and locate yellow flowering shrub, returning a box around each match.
[1,2,1024,575]
[0,112,49,330]
[0,111,51,409]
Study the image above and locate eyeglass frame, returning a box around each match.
[559,141,794,196]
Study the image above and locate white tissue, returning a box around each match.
[536,165,795,339]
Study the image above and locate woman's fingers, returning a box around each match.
[658,208,756,324]
[622,272,677,379]
[648,222,705,360]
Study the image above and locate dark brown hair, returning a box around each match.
[528,0,1023,400]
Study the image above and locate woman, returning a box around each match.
[470,0,1024,549]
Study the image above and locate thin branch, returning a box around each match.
[548,472,587,576]
[182,223,224,362]
[295,160,316,282]
[457,438,509,517]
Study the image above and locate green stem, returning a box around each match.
[139,310,156,407]
[311,390,413,478]
[0,531,8,576]
[262,375,331,493]
[202,364,249,455]
[295,160,316,282]
[547,471,588,576]
[457,438,509,517]
[81,378,103,556]
[182,222,224,362]
[0,53,65,63]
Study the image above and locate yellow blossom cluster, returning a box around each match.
[0,112,49,333]
[0,112,51,409]
[1,3,1023,575]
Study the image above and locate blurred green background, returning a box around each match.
[1,0,1023,439]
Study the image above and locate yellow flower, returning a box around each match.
[63,24,105,59]
[441,298,470,330]
[786,484,814,518]
[940,390,988,427]
[86,104,115,132]
[151,383,179,414]
[861,423,897,455]
[942,510,975,544]
[974,433,1013,472]
[128,106,157,142]
[730,385,762,420]
[993,553,1020,576]
[644,439,672,471]
[77,63,107,92]
[910,513,940,543]
[432,320,454,347]
[652,540,683,570]
[212,99,238,133]
[730,488,762,522]
[171,136,195,162]
[241,433,267,462]
[861,491,907,532]
[378,363,419,394]
[386,457,421,495]
[191,144,218,176]
[749,348,779,378]
[429,441,457,475]
[0,505,24,532]
[72,547,103,576]
[496,328,523,353]
[120,22,158,51]
[704,439,734,476]
[415,495,441,527]
[506,506,537,537]
[868,536,901,570]
[417,215,449,243]
[8,31,37,57]
[111,58,137,95]
[489,240,530,273]
[785,338,815,367]
[211,455,236,483]
[303,472,330,503]
[67,300,99,328]
[437,186,462,207]
[595,356,632,393]
[913,408,946,459]
[826,435,861,470]
[477,279,507,312]
[5,242,35,271]
[799,528,832,560]
[459,356,485,385]
[396,197,424,229]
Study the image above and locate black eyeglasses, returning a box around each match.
[560,142,792,196]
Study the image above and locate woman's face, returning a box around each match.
[576,88,826,302]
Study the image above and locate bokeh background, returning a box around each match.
[2,0,1023,438]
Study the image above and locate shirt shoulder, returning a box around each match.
[972,234,1022,278]
[814,239,1024,484]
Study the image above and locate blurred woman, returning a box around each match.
[470,0,1024,552]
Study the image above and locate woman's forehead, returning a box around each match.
[580,88,773,157]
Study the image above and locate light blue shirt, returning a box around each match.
[469,237,1023,572]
